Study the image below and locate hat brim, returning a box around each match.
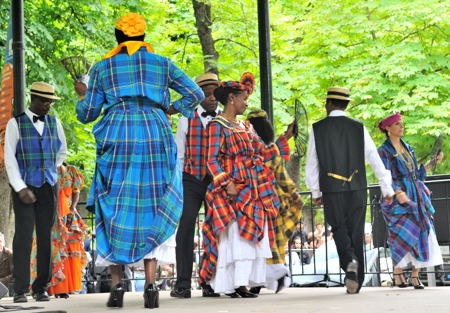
[30,91,60,100]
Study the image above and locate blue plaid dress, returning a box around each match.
[378,138,440,267]
[76,47,204,264]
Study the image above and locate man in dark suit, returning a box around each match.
[305,87,393,294]
[4,82,67,302]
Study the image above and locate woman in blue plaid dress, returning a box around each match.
[75,13,204,308]
[378,113,443,289]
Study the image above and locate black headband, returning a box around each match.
[31,89,55,96]
[327,91,350,97]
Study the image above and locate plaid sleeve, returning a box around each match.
[275,135,290,161]
[168,62,205,119]
[76,63,107,124]
[206,121,232,188]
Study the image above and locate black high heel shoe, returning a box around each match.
[144,284,159,309]
[410,276,425,289]
[107,283,125,308]
[392,273,408,288]
[234,286,258,298]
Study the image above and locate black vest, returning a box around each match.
[313,115,367,192]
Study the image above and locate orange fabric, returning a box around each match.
[58,187,71,217]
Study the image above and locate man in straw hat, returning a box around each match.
[305,86,394,294]
[74,12,204,308]
[4,82,67,302]
[171,72,221,299]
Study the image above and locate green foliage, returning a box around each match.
[0,0,448,192]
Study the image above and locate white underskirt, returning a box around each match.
[396,228,443,269]
[95,234,176,267]
[210,221,272,294]
[265,263,291,291]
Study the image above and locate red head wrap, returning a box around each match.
[378,113,402,131]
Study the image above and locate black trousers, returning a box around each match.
[322,189,367,287]
[12,183,56,295]
[174,173,210,289]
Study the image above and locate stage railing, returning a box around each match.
[78,175,450,291]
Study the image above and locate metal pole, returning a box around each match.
[257,0,273,124]
[11,0,26,115]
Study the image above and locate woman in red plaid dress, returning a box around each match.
[198,73,280,297]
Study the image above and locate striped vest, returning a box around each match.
[15,113,61,187]
[184,112,209,180]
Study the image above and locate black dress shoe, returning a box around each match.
[144,284,159,308]
[234,287,258,298]
[170,287,191,298]
[249,286,262,294]
[13,294,27,303]
[107,283,125,308]
[345,260,359,294]
[225,292,239,298]
[201,284,220,297]
[34,291,50,302]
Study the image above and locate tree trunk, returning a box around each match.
[0,170,14,247]
[192,0,218,74]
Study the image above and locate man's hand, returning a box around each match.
[18,188,36,204]
[383,195,393,205]
[313,197,323,207]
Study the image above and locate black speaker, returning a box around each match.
[368,185,387,248]
[369,174,450,246]
[424,175,450,245]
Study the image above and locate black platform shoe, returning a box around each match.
[144,284,159,309]
[410,277,425,290]
[393,273,408,288]
[107,283,125,308]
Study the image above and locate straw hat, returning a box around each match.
[324,87,351,101]
[195,73,220,88]
[30,82,60,100]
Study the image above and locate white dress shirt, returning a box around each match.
[305,110,394,199]
[174,106,219,169]
[4,108,67,192]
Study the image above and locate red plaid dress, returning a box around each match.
[199,116,280,284]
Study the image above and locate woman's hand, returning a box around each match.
[396,191,410,204]
[283,121,296,140]
[226,181,238,202]
[74,81,87,98]
[292,192,304,207]
[166,105,179,115]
